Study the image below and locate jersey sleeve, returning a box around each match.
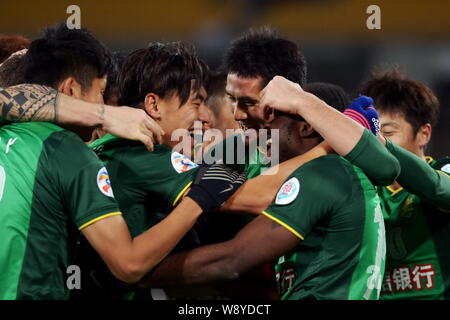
[344,129,400,186]
[51,132,121,230]
[124,146,198,207]
[262,156,350,240]
[385,140,450,210]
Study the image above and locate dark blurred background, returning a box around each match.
[1,0,449,157]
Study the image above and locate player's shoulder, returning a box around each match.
[0,122,63,138]
[430,156,450,175]
[290,154,354,189]
[44,129,101,167]
[294,154,352,175]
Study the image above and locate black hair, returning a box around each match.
[224,26,307,88]
[304,82,350,113]
[359,68,440,134]
[275,82,350,121]
[103,52,125,104]
[118,42,208,107]
[275,82,350,142]
[0,53,26,86]
[24,22,111,92]
[205,70,227,117]
[0,34,30,63]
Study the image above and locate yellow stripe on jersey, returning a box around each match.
[79,212,122,230]
[386,185,404,196]
[172,181,193,206]
[437,170,450,179]
[425,156,434,164]
[262,211,304,240]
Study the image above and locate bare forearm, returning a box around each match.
[0,83,104,126]
[139,240,239,287]
[293,93,365,156]
[84,198,203,284]
[222,142,332,213]
[125,198,203,281]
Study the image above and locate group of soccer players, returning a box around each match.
[0,22,449,300]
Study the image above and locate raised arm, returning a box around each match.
[259,76,400,186]
[0,84,163,150]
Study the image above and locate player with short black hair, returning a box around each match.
[24,23,110,93]
[358,69,450,299]
[135,28,400,299]
[0,25,244,300]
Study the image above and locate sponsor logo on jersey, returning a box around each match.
[275,177,300,205]
[97,167,114,198]
[171,152,199,173]
[382,263,437,295]
[440,164,450,175]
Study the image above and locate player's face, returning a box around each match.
[158,86,207,149]
[270,115,302,162]
[379,111,421,155]
[226,73,269,130]
[206,94,241,136]
[72,76,107,141]
[79,77,107,105]
[198,98,213,132]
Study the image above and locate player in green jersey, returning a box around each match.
[0,24,246,300]
[138,74,395,300]
[358,69,450,299]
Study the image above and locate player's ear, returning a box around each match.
[144,93,161,119]
[416,123,432,149]
[58,77,80,98]
[298,121,315,138]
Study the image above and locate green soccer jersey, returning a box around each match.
[0,122,120,300]
[379,156,450,300]
[71,134,200,300]
[264,155,386,300]
[89,134,199,237]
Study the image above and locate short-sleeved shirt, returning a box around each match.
[264,155,386,300]
[69,134,200,300]
[0,122,120,300]
[89,134,199,237]
[379,156,450,300]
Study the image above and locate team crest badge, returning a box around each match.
[97,167,114,198]
[440,164,450,175]
[171,152,199,173]
[275,177,300,205]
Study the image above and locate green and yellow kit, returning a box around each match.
[265,155,386,300]
[378,140,450,300]
[0,123,120,300]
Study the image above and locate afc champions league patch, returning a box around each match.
[97,167,114,198]
[171,152,199,173]
[440,164,450,175]
[275,177,300,205]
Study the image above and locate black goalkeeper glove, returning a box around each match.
[187,163,247,212]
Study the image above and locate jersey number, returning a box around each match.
[0,165,5,201]
[364,204,386,300]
